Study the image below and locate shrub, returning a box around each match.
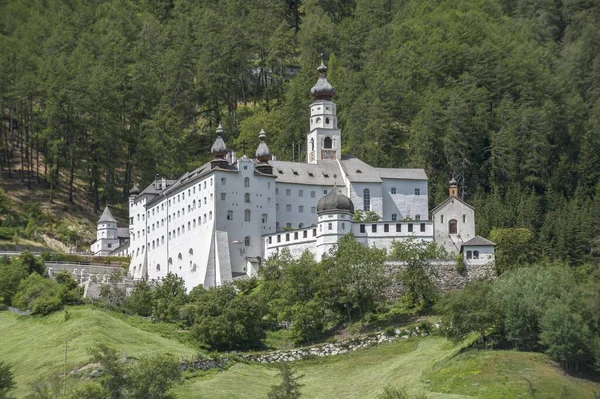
[12,273,62,315]
[0,227,15,240]
[32,295,63,316]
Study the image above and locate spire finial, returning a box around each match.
[211,123,227,159]
[255,128,272,162]
[317,53,327,74]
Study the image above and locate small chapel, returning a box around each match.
[90,59,495,290]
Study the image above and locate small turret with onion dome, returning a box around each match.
[129,184,140,197]
[210,123,229,169]
[255,128,273,175]
[310,56,336,101]
[449,175,458,198]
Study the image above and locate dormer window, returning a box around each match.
[323,173,329,178]
[277,169,284,174]
[292,170,299,176]
[391,187,397,194]
[308,172,314,177]
[356,169,362,174]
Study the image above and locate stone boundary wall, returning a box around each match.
[46,262,126,284]
[385,260,496,300]
[180,324,437,370]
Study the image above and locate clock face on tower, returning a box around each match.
[322,149,336,160]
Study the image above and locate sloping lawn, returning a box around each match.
[0,306,197,397]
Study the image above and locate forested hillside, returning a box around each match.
[1,0,599,263]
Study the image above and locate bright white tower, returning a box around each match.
[307,58,341,164]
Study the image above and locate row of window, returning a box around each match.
[275,204,316,214]
[268,228,319,244]
[359,223,426,234]
[276,188,325,197]
[466,250,480,259]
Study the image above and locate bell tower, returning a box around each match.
[307,57,341,164]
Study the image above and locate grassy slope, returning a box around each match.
[0,306,197,397]
[174,338,599,399]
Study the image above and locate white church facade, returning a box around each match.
[93,60,494,289]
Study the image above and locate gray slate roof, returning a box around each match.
[340,158,382,183]
[462,236,496,246]
[270,160,344,186]
[375,168,428,180]
[98,207,117,224]
[117,227,130,238]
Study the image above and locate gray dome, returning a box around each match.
[255,128,272,162]
[211,123,228,158]
[317,186,354,214]
[310,60,336,100]
[129,184,140,195]
[449,176,457,186]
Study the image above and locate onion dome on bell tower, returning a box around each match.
[449,175,458,198]
[310,57,336,100]
[210,123,229,169]
[255,128,273,175]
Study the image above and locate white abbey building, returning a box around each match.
[121,61,494,289]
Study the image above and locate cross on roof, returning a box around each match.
[240,139,248,155]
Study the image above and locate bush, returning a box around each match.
[0,261,28,306]
[32,295,63,316]
[126,280,154,317]
[189,284,267,351]
[0,227,15,240]
[12,273,62,315]
[0,361,15,398]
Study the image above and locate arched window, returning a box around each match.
[168,258,173,271]
[391,187,396,194]
[244,177,250,188]
[324,137,332,149]
[244,209,251,222]
[245,193,250,203]
[156,264,160,272]
[449,219,458,234]
[325,117,330,125]
[299,223,304,229]
[189,248,193,256]
[473,250,479,259]
[363,189,371,211]
[244,236,250,246]
[310,138,314,151]
[178,253,183,261]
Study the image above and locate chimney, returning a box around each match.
[161,177,166,190]
[449,176,458,198]
[154,174,160,189]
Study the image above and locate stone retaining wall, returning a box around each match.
[385,260,496,300]
[180,324,438,371]
[46,262,126,284]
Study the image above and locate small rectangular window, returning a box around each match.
[221,193,226,201]
[463,214,466,223]
[277,235,281,243]
[360,224,366,233]
[391,213,397,221]
[268,237,272,244]
[313,228,317,236]
[311,191,316,198]
[328,223,333,230]
[294,232,298,239]
[299,206,304,213]
[415,188,420,195]
[408,223,413,232]
[286,204,292,212]
[396,223,401,232]
[384,224,389,232]
[372,224,377,233]
[303,230,308,238]
[286,189,291,196]
[299,190,304,197]
[286,233,290,242]
[420,223,426,232]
